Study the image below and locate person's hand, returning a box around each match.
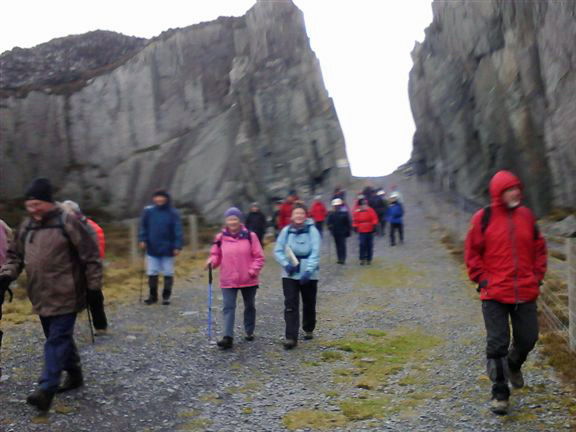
[87,289,103,306]
[205,258,213,270]
[300,271,312,285]
[284,264,296,276]
[173,249,181,257]
[139,242,146,250]
[476,279,488,293]
[248,269,257,278]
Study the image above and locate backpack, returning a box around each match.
[213,230,253,248]
[22,212,74,251]
[480,206,540,240]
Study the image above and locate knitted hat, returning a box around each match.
[224,207,243,220]
[152,189,170,199]
[25,178,53,203]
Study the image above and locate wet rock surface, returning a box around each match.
[0,177,574,431]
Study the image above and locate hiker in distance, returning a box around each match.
[62,200,108,336]
[205,207,265,349]
[310,195,328,236]
[139,190,183,305]
[274,202,321,350]
[245,202,267,246]
[387,192,405,246]
[0,178,103,412]
[465,170,547,416]
[326,198,352,265]
[352,198,379,265]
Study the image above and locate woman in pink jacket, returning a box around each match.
[206,207,265,349]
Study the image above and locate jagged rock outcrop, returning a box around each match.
[409,0,576,215]
[0,0,350,220]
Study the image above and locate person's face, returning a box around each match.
[251,206,259,213]
[153,195,168,206]
[502,186,521,208]
[292,208,307,225]
[226,216,241,232]
[25,200,55,220]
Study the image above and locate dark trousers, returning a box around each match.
[390,223,404,245]
[333,234,347,263]
[315,221,324,236]
[282,278,318,340]
[88,290,108,330]
[39,313,80,392]
[358,232,374,262]
[377,218,387,236]
[482,300,539,400]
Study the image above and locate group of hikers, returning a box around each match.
[0,170,548,417]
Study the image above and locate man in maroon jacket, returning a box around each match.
[465,171,547,415]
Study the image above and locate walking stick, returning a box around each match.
[328,234,332,263]
[139,252,146,304]
[207,264,213,341]
[86,306,95,344]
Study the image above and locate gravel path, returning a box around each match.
[1,177,574,431]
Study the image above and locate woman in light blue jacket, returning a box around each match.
[274,202,321,349]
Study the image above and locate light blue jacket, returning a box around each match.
[274,219,321,280]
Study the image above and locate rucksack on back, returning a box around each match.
[480,205,539,240]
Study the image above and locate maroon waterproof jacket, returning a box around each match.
[465,171,547,304]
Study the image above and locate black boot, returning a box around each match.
[26,388,55,412]
[144,276,158,305]
[217,336,233,349]
[57,368,84,393]
[162,276,173,305]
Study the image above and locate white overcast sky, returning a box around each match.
[0,0,433,177]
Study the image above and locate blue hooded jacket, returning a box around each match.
[386,202,404,224]
[274,218,321,280]
[139,198,183,257]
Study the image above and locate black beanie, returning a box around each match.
[152,189,170,199]
[25,178,53,202]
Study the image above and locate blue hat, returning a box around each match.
[224,207,243,220]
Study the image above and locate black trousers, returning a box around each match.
[482,300,539,400]
[315,221,324,236]
[333,234,347,262]
[378,218,387,236]
[390,223,404,245]
[282,278,318,340]
[88,290,108,330]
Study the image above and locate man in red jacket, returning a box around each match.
[352,199,379,265]
[465,171,547,415]
[278,191,298,230]
[310,196,328,236]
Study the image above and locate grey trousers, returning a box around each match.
[221,286,257,338]
[482,300,539,400]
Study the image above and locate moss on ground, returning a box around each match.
[282,409,348,430]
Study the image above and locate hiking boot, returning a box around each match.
[94,328,108,337]
[245,334,255,342]
[162,276,173,304]
[26,388,55,412]
[144,276,158,305]
[490,399,509,415]
[337,260,344,265]
[304,332,314,340]
[508,368,524,389]
[360,260,365,265]
[57,369,84,393]
[366,260,372,265]
[217,336,233,349]
[283,339,297,350]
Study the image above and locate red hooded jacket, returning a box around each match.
[353,206,379,234]
[87,218,106,259]
[464,171,547,304]
[278,199,294,229]
[310,201,328,222]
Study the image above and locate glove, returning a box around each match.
[87,289,104,307]
[476,279,488,293]
[0,275,13,301]
[300,271,312,285]
[284,264,297,276]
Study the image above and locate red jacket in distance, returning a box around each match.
[278,200,294,229]
[310,201,328,222]
[87,218,106,259]
[352,207,379,233]
[464,171,547,304]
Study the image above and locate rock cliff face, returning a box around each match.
[0,0,350,220]
[409,0,576,215]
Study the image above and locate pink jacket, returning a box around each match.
[210,227,265,288]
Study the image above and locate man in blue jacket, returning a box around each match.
[139,190,183,305]
[387,192,405,246]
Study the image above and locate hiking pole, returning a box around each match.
[86,305,95,344]
[328,235,332,263]
[207,264,213,342]
[139,251,146,304]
